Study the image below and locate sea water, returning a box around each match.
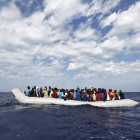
[0,92,140,140]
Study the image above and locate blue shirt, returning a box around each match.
[26,89,30,96]
[76,89,81,101]
[101,93,105,100]
[83,93,87,101]
[59,92,63,99]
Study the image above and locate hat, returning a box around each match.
[83,90,86,93]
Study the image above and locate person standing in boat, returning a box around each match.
[26,86,30,96]
[119,90,125,99]
[76,87,81,101]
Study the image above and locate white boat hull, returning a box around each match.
[11,88,139,107]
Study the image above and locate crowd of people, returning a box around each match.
[25,86,125,102]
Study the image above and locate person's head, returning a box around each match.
[119,90,122,93]
[98,88,101,92]
[85,87,87,90]
[103,89,106,94]
[109,89,112,92]
[114,90,117,93]
[83,90,86,93]
[27,86,30,90]
[34,86,36,89]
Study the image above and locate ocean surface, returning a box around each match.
[0,92,140,140]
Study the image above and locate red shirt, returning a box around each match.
[89,94,92,101]
[96,94,101,101]
[53,90,57,98]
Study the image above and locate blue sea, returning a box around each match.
[0,92,140,140]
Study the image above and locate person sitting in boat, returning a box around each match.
[87,91,90,101]
[58,89,63,99]
[39,87,44,97]
[106,89,110,100]
[48,86,51,97]
[80,90,84,101]
[108,89,115,100]
[96,91,101,101]
[76,87,81,101]
[43,88,48,98]
[83,90,87,101]
[52,88,57,98]
[100,89,105,101]
[103,89,107,101]
[73,90,76,100]
[33,86,37,97]
[65,89,69,99]
[70,89,74,100]
[119,90,125,99]
[62,90,67,101]
[67,90,72,100]
[111,90,115,100]
[57,89,60,97]
[89,90,93,101]
[36,87,40,97]
[114,90,120,100]
[26,86,30,96]
[92,88,97,101]
[29,87,34,97]
[50,88,53,98]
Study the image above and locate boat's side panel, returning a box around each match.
[24,98,88,106]
[88,99,139,107]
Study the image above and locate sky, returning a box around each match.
[0,0,140,92]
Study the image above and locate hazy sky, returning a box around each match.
[0,0,140,92]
